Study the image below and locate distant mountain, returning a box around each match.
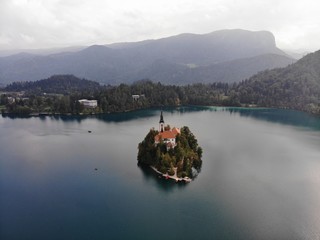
[133,54,295,84]
[107,29,287,65]
[0,29,293,84]
[284,49,310,60]
[0,46,86,57]
[236,50,320,114]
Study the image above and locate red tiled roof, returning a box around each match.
[155,130,178,142]
[159,131,176,139]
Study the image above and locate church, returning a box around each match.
[154,111,180,149]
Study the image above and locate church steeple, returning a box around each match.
[159,111,164,132]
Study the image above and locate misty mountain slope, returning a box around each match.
[0,46,86,57]
[0,29,291,84]
[133,54,295,84]
[0,46,126,84]
[109,29,287,65]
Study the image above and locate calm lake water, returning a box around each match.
[1,107,320,240]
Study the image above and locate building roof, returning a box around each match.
[78,99,97,103]
[155,129,179,142]
[160,131,176,139]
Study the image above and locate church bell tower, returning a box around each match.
[159,111,164,132]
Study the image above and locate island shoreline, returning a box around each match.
[150,166,192,183]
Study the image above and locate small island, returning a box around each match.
[137,111,203,182]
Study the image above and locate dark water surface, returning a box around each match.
[1,107,320,240]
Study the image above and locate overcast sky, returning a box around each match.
[0,0,319,52]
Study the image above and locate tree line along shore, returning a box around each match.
[1,50,320,116]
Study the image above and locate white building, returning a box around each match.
[132,94,145,101]
[132,95,140,100]
[78,99,98,108]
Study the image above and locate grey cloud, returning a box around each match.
[0,0,319,52]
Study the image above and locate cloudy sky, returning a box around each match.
[0,0,319,52]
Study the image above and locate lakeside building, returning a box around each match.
[132,95,140,100]
[154,111,180,149]
[78,99,98,108]
[132,94,146,101]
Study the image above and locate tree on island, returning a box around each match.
[137,112,202,179]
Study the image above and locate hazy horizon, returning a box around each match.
[1,0,319,53]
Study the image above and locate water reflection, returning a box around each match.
[1,107,320,240]
[1,109,158,123]
[2,106,319,130]
[220,107,320,130]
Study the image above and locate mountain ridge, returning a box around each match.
[0,29,293,85]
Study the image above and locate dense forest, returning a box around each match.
[0,76,234,114]
[137,126,203,178]
[4,75,101,95]
[0,50,319,115]
[235,50,320,114]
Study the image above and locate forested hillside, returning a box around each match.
[1,50,319,115]
[236,50,320,114]
[135,54,294,84]
[5,75,101,95]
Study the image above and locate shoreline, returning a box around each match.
[150,166,192,183]
[1,105,319,118]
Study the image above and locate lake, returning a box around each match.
[1,107,320,240]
